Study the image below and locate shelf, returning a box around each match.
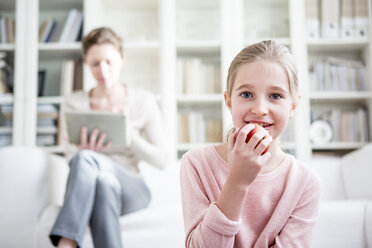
[124,41,160,56]
[0,127,12,134]
[310,91,372,101]
[177,41,221,53]
[0,94,13,104]
[38,43,82,59]
[37,126,58,134]
[244,37,291,47]
[307,39,369,52]
[0,44,15,51]
[312,142,368,150]
[104,0,158,8]
[37,96,64,104]
[39,0,82,11]
[177,94,222,103]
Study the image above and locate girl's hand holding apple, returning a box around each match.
[227,123,273,187]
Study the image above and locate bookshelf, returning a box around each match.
[36,0,84,152]
[305,0,372,156]
[0,0,15,147]
[1,0,371,162]
[0,0,86,153]
[176,0,223,157]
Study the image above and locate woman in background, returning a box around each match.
[49,27,168,248]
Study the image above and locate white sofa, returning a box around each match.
[0,146,184,248]
[306,144,372,248]
[0,145,371,248]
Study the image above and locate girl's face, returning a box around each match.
[85,43,123,89]
[225,60,298,141]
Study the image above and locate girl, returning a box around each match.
[180,40,321,248]
[49,27,168,248]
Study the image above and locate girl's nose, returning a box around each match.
[251,98,268,116]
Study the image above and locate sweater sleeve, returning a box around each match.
[129,93,169,170]
[180,152,241,248]
[272,171,322,248]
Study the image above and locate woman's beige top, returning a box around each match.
[61,87,168,174]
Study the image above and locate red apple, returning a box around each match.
[245,123,270,155]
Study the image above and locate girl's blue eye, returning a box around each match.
[270,93,282,100]
[240,92,252,98]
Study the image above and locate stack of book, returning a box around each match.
[39,9,83,43]
[306,0,368,39]
[0,52,13,94]
[177,58,221,95]
[309,57,367,92]
[178,111,222,144]
[313,107,369,142]
[36,104,59,146]
[0,104,13,147]
[60,58,83,96]
[0,16,15,44]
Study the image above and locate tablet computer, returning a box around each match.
[64,111,131,147]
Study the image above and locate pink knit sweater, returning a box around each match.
[180,146,321,248]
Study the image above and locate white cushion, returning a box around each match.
[366,202,372,247]
[341,144,372,199]
[305,156,346,200]
[312,201,368,248]
[0,146,49,248]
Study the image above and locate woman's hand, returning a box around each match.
[78,126,112,152]
[227,124,273,188]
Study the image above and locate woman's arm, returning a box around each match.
[129,94,169,169]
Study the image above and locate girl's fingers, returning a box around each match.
[228,127,240,151]
[255,135,272,155]
[236,124,255,147]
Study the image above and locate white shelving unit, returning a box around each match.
[0,0,17,147]
[305,0,372,156]
[1,0,371,161]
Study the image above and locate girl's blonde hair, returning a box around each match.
[82,27,123,57]
[225,40,299,141]
[226,40,299,100]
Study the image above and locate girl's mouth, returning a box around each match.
[246,121,272,128]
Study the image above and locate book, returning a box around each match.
[38,70,46,96]
[60,60,75,96]
[340,0,355,38]
[59,9,82,42]
[306,0,320,38]
[0,17,6,43]
[354,0,368,37]
[321,0,340,38]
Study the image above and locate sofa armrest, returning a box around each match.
[313,200,368,248]
[305,156,346,200]
[341,144,372,199]
[47,154,69,206]
[366,201,372,248]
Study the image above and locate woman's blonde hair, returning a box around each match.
[226,40,299,100]
[225,40,299,141]
[82,27,123,57]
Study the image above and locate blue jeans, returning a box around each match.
[49,150,151,248]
